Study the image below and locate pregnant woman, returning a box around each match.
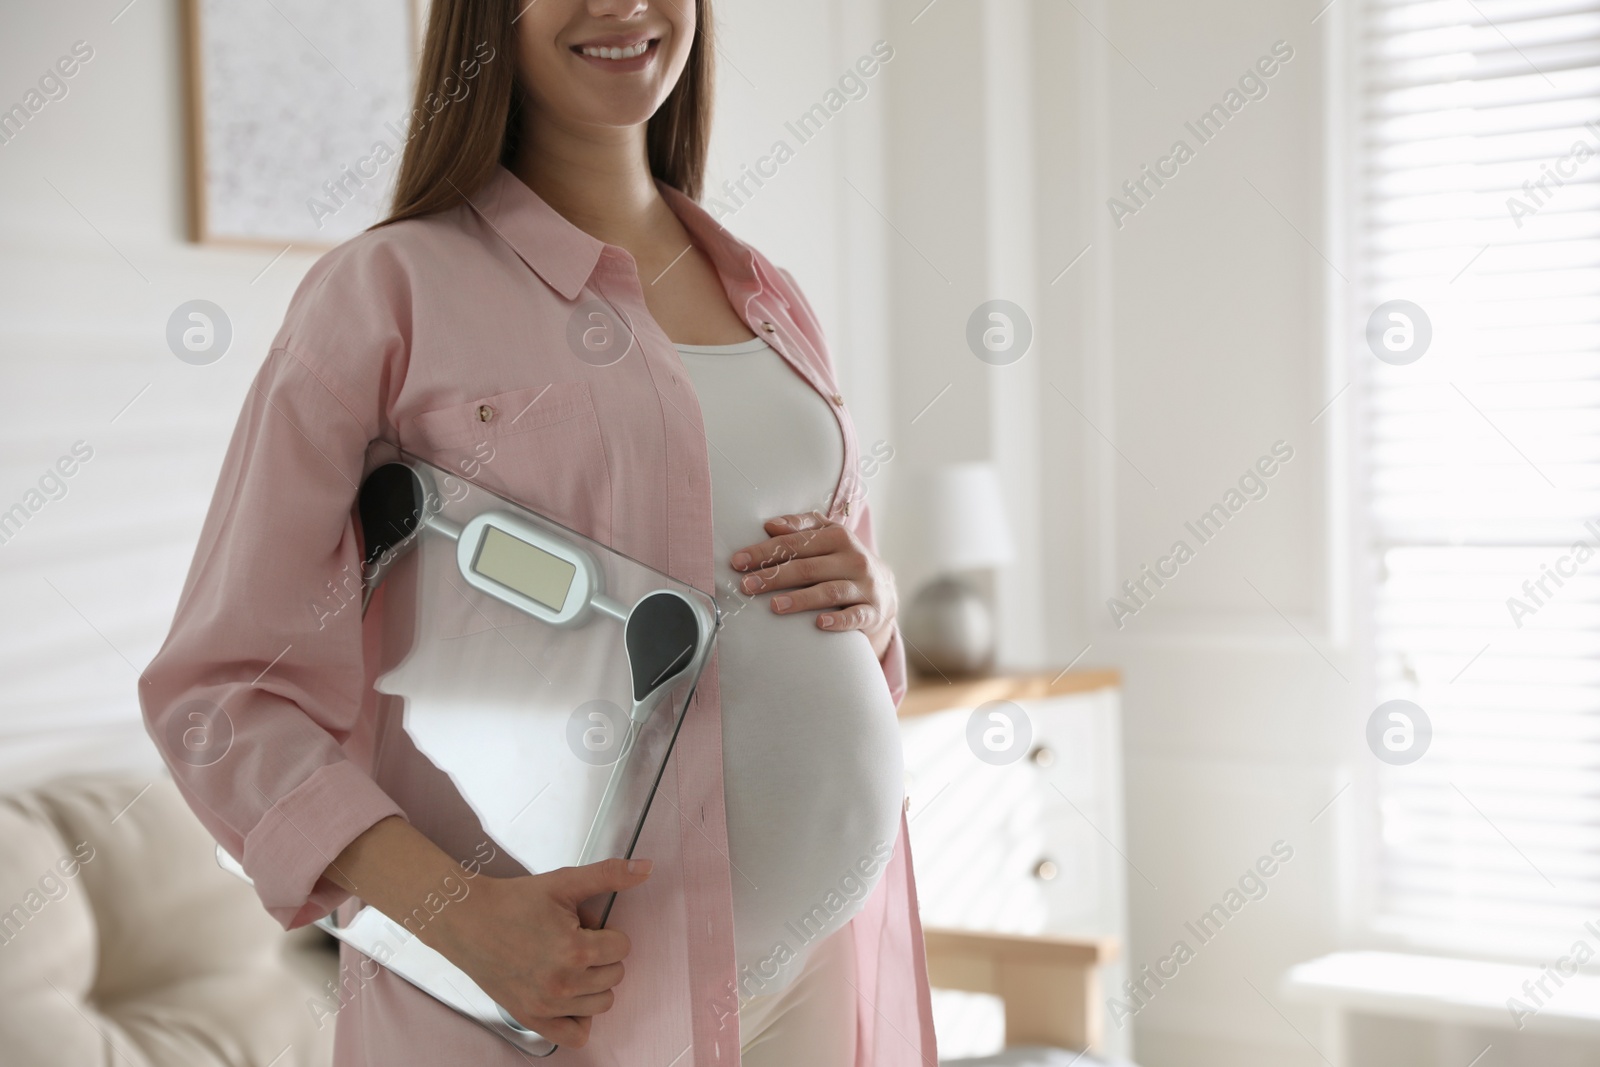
[139,1,936,1065]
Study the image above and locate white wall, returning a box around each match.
[879,2,1598,1065]
[876,0,1346,1062]
[0,0,324,787]
[1090,3,1347,1062]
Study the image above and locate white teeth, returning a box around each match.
[581,41,650,60]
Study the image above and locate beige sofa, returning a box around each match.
[0,774,337,1067]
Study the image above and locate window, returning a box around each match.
[1360,0,1600,958]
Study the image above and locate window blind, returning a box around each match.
[1361,0,1600,958]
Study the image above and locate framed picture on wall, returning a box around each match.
[180,0,424,247]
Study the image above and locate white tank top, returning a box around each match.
[674,337,904,999]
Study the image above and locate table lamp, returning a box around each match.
[902,462,1015,678]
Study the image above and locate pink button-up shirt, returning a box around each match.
[139,165,937,1066]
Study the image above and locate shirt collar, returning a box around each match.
[468,164,761,303]
[654,180,761,297]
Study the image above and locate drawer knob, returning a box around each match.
[1029,745,1056,768]
[1033,858,1059,882]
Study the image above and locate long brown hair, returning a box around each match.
[380,0,714,227]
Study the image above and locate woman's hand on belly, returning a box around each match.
[730,511,899,660]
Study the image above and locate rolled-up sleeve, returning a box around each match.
[140,244,410,930]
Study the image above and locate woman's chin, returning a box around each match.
[566,98,675,133]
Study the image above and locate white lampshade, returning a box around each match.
[917,462,1015,572]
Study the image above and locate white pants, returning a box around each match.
[738,921,857,1067]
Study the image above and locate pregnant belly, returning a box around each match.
[715,597,905,998]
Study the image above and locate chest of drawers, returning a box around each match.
[899,671,1132,1061]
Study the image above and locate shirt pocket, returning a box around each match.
[405,379,613,548]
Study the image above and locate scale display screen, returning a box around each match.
[471,525,577,612]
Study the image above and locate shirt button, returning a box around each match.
[477,404,495,422]
[842,501,852,516]
[760,321,776,333]
[832,393,845,407]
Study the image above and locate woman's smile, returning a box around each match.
[570,34,662,72]
[515,2,691,132]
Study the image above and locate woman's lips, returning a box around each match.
[571,37,661,73]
